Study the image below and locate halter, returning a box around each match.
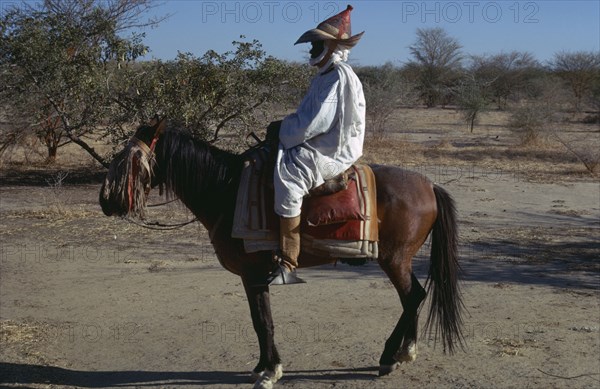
[126,130,160,213]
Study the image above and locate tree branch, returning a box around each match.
[209,98,267,143]
[65,132,109,168]
[35,78,108,168]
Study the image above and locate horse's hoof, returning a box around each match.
[272,364,283,381]
[253,364,283,388]
[250,370,264,383]
[396,342,418,362]
[253,376,273,389]
[378,362,400,376]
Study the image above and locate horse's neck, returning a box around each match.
[181,164,238,227]
[161,136,240,230]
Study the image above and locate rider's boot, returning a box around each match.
[267,215,306,285]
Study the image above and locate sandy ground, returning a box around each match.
[1,109,599,388]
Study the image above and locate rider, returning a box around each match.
[266,5,366,285]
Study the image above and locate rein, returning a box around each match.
[147,198,179,207]
[124,215,198,230]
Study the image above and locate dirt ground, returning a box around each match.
[1,108,599,388]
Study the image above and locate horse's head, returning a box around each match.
[99,117,166,218]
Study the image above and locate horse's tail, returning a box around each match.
[424,184,465,354]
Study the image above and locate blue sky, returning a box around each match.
[140,0,600,66]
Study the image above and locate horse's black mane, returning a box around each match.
[156,127,242,207]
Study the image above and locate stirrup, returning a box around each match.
[266,262,306,286]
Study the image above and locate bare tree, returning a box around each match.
[555,134,599,176]
[454,74,493,133]
[358,63,417,139]
[470,51,541,109]
[407,27,463,107]
[549,51,600,112]
[508,76,566,144]
[40,0,168,31]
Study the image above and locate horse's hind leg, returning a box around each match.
[378,257,427,376]
[396,273,426,361]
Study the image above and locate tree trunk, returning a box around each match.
[43,125,61,164]
[468,111,477,133]
[46,143,58,163]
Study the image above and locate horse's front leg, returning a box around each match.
[242,277,283,388]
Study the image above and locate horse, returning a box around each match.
[99,118,464,388]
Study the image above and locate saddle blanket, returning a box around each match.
[232,148,379,259]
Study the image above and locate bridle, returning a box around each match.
[124,128,198,230]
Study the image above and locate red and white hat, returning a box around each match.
[294,4,364,48]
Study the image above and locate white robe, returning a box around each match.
[274,53,366,217]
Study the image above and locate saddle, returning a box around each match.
[232,147,379,259]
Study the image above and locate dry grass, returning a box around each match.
[554,132,600,175]
[2,208,97,221]
[0,320,44,344]
[2,108,598,183]
[362,135,425,166]
[0,320,54,365]
[0,132,114,170]
[148,260,172,272]
[484,337,538,357]
[360,108,599,181]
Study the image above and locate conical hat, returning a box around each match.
[294,4,364,47]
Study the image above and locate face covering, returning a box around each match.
[309,46,329,66]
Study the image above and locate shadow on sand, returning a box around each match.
[306,236,599,290]
[0,362,378,387]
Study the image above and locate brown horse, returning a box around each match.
[99,119,464,388]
